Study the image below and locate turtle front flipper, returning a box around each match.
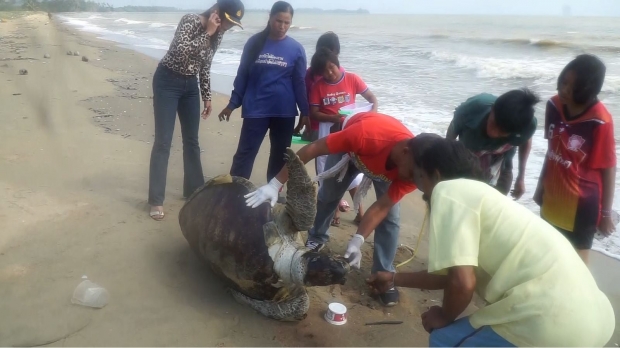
[283,148,317,231]
[228,287,309,321]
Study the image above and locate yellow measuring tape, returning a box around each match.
[395,208,428,269]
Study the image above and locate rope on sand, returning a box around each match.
[395,207,428,268]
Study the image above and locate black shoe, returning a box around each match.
[305,239,325,252]
[379,287,399,307]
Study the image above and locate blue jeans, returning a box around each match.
[430,317,514,347]
[230,117,296,182]
[307,153,401,273]
[148,65,204,206]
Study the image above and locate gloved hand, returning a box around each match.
[244,178,283,208]
[344,234,365,269]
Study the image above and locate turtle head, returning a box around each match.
[302,252,350,286]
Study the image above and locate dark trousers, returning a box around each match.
[495,147,516,195]
[230,117,296,181]
[308,153,400,273]
[148,65,204,206]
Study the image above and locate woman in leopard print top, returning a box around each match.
[148,0,244,220]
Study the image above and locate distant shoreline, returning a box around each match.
[0,3,370,14]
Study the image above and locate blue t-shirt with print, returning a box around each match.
[227,35,309,118]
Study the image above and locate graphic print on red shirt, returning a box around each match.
[539,95,617,232]
[305,66,346,131]
[309,72,368,116]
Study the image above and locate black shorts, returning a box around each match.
[553,225,596,250]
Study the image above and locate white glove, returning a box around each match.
[244,178,283,208]
[344,234,365,269]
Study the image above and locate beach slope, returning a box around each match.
[0,12,617,347]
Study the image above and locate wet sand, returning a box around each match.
[0,12,617,347]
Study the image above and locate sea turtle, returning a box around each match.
[179,149,349,321]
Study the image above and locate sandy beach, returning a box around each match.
[0,12,618,346]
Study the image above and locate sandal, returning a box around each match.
[149,208,165,221]
[331,216,341,227]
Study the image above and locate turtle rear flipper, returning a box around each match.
[228,287,309,321]
[283,148,317,231]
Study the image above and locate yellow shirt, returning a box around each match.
[428,179,615,347]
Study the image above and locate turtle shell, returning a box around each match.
[179,175,279,300]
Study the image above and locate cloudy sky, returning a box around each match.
[104,0,620,16]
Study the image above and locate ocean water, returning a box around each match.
[58,12,620,258]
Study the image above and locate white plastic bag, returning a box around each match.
[71,280,109,308]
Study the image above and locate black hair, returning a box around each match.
[200,5,221,51]
[310,47,340,76]
[308,32,340,77]
[493,87,541,134]
[316,31,340,55]
[245,1,294,66]
[409,134,483,181]
[557,54,606,104]
[200,5,214,17]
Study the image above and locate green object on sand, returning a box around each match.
[291,136,310,145]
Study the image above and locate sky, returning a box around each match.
[103,0,620,16]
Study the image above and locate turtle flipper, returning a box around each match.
[228,287,309,321]
[283,148,317,231]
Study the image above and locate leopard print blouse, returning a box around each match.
[161,14,223,101]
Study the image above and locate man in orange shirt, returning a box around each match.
[246,112,422,306]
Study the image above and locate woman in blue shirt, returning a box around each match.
[217,1,309,184]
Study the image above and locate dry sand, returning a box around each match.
[0,12,618,347]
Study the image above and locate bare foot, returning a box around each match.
[331,216,341,227]
[149,206,165,221]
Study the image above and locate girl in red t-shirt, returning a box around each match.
[534,54,617,263]
[294,32,343,138]
[309,47,378,226]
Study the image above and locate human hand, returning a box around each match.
[201,100,212,119]
[344,234,364,269]
[598,215,617,237]
[330,115,344,124]
[244,178,283,208]
[510,176,526,200]
[301,116,310,130]
[293,116,309,135]
[421,306,452,333]
[293,122,303,136]
[366,271,395,295]
[206,12,221,36]
[218,107,233,122]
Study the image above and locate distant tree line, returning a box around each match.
[245,7,370,14]
[0,0,181,12]
[0,0,111,12]
[0,1,370,14]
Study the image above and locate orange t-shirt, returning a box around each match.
[325,112,417,203]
